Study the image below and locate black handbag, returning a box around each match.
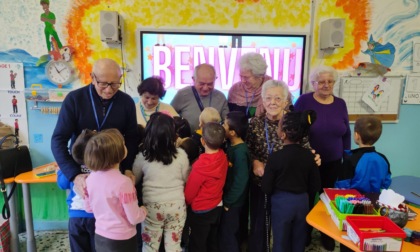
[0,134,33,219]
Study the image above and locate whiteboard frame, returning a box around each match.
[338,76,404,123]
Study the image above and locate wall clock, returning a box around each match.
[45,60,74,86]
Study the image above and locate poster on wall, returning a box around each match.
[402,74,420,104]
[0,62,29,145]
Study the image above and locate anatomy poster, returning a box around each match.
[0,62,29,145]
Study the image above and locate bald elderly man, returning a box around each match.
[171,63,229,133]
[51,58,139,251]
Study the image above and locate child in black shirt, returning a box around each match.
[261,110,321,252]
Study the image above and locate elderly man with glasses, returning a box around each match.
[51,58,139,252]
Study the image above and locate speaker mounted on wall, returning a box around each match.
[319,18,345,50]
[100,11,121,44]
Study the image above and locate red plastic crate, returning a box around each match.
[346,216,406,251]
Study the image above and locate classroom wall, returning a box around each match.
[0,0,419,230]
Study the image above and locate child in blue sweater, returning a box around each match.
[56,129,97,251]
[335,115,391,193]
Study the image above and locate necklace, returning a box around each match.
[140,102,160,122]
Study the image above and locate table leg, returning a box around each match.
[21,183,36,252]
[6,184,19,252]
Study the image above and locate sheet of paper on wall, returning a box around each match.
[0,62,29,145]
[402,74,420,104]
[361,77,392,111]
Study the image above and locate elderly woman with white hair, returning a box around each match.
[228,52,271,118]
[246,80,320,252]
[294,65,351,250]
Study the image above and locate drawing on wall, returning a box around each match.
[402,74,420,104]
[0,62,29,144]
[11,95,18,113]
[40,0,63,53]
[361,78,392,111]
[38,0,77,70]
[362,35,396,68]
[10,70,17,89]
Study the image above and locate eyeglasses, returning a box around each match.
[240,75,254,81]
[314,80,335,86]
[263,96,283,103]
[92,73,122,89]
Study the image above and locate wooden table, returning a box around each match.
[14,163,57,252]
[306,201,420,251]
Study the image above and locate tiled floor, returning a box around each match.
[18,229,340,252]
[19,231,70,252]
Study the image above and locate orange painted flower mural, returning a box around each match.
[313,0,371,70]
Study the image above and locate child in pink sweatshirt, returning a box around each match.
[84,128,147,252]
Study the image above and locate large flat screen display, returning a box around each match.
[139,30,307,103]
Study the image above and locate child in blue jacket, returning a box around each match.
[335,116,391,193]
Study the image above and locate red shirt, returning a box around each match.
[185,149,228,211]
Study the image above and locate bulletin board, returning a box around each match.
[339,76,404,123]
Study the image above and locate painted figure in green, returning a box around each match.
[40,0,63,52]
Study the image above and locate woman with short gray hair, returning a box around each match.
[228,52,271,118]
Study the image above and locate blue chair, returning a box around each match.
[389,175,420,207]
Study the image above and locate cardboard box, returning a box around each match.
[346,216,406,251]
[330,201,379,231]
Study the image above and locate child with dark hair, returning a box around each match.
[335,116,391,193]
[178,137,200,165]
[261,110,321,252]
[71,129,96,164]
[219,111,251,252]
[56,129,97,252]
[185,122,228,252]
[84,129,147,252]
[177,136,200,250]
[174,116,192,139]
[132,112,190,251]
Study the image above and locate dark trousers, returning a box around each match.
[248,182,270,252]
[188,206,222,252]
[271,191,308,252]
[135,180,143,252]
[68,217,96,252]
[13,105,17,113]
[239,191,249,245]
[309,159,341,250]
[218,206,242,252]
[95,233,137,252]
